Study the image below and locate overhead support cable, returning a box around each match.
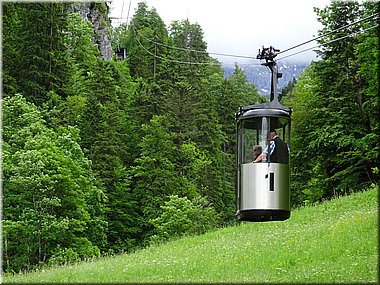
[127,11,379,65]
[278,11,380,56]
[131,24,219,65]
[277,23,380,61]
[130,20,260,61]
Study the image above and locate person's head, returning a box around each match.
[269,129,277,139]
[253,145,262,156]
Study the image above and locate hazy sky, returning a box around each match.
[109,0,332,64]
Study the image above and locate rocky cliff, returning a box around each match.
[69,1,113,60]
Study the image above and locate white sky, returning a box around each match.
[109,0,332,64]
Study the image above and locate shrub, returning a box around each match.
[150,195,220,243]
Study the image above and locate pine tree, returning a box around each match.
[124,2,169,81]
[79,58,139,252]
[130,115,180,242]
[8,3,70,105]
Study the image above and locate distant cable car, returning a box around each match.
[235,46,292,222]
[115,47,127,60]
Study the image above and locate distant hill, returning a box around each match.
[222,61,308,98]
[7,186,377,283]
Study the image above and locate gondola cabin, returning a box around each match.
[236,101,291,222]
[235,46,292,222]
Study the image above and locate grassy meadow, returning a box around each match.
[4,186,378,283]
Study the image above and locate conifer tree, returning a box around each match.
[130,115,180,241]
[124,2,169,81]
[2,3,22,97]
[79,58,139,252]
[7,3,69,105]
[312,1,378,194]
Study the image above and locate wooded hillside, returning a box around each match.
[2,1,378,273]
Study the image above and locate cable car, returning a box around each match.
[115,47,127,60]
[235,46,292,222]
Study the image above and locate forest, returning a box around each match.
[2,1,379,273]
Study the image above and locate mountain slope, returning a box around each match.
[6,186,378,283]
[223,61,308,97]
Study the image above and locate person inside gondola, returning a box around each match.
[251,145,262,162]
[253,129,289,164]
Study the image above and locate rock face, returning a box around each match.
[69,2,113,60]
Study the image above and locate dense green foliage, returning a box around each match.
[2,1,261,272]
[2,0,378,273]
[5,186,378,283]
[3,95,106,271]
[150,195,220,243]
[282,1,379,205]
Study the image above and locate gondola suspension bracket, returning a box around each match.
[257,46,283,102]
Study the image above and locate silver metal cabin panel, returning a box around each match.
[240,163,290,210]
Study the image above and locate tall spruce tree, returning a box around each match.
[2,3,22,97]
[5,3,69,105]
[130,115,180,242]
[125,2,169,81]
[79,58,139,252]
[161,19,228,216]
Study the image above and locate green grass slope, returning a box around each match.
[5,187,378,283]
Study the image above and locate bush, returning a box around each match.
[48,247,80,267]
[48,238,99,267]
[150,195,220,243]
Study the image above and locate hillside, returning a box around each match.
[4,2,378,273]
[5,186,378,283]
